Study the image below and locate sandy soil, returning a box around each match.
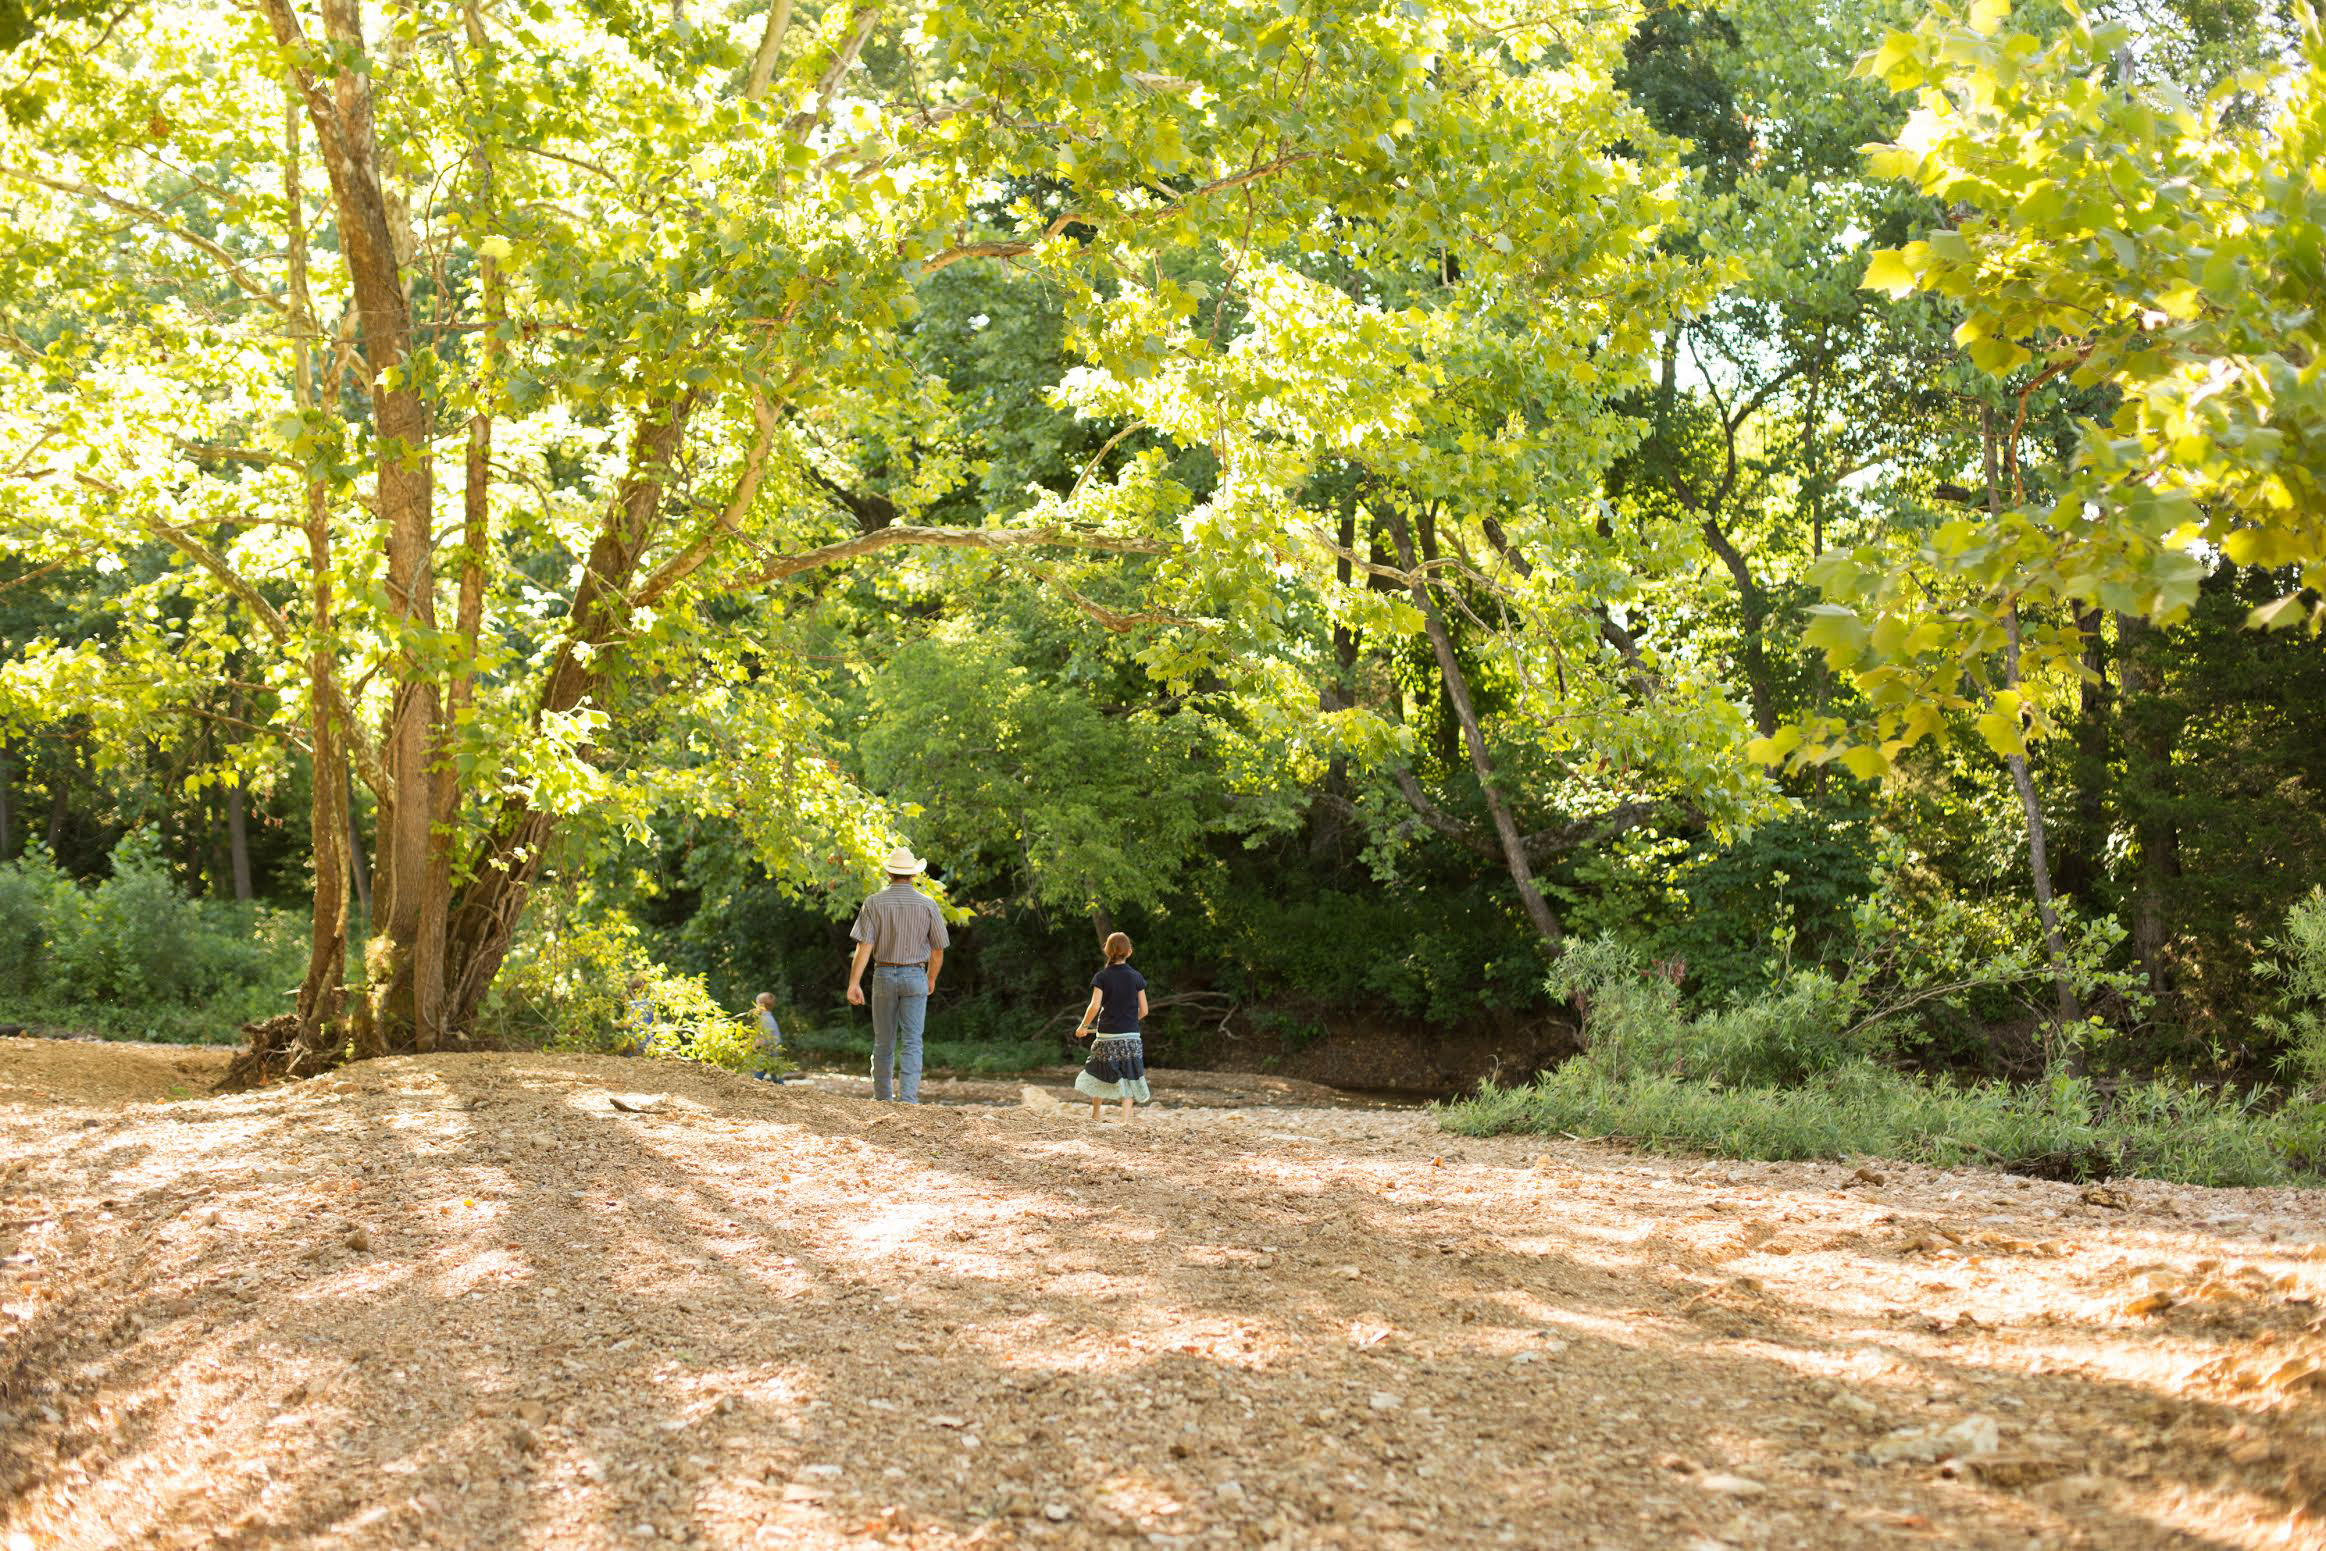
[2,1039,2322,1551]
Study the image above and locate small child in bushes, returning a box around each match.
[751,992,787,1082]
[1072,932,1151,1120]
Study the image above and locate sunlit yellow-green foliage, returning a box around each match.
[1758,0,2326,778]
[0,0,1763,936]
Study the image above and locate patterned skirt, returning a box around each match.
[1075,1033,1151,1103]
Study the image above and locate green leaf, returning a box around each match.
[1861,248,1918,299]
[1801,604,1871,665]
[1975,711,2025,758]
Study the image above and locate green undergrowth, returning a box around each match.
[0,840,301,1044]
[478,897,788,1078]
[1438,936,2326,1188]
[782,1021,1062,1075]
[1442,1062,2323,1187]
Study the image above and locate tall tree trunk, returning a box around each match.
[2003,609,2083,1041]
[287,96,348,1044]
[260,0,442,1052]
[225,778,254,901]
[0,740,15,860]
[1311,497,1360,864]
[1699,517,1779,737]
[2055,606,2111,901]
[435,3,800,1037]
[1984,408,2082,1056]
[2117,613,2179,997]
[298,486,352,1042]
[45,742,71,853]
[1385,505,1563,950]
[347,783,372,923]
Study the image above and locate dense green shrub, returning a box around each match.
[0,838,302,1041]
[477,897,787,1077]
[2259,887,2326,1091]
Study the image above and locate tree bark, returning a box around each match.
[1310,496,1359,864]
[2117,612,2179,997]
[2003,608,2083,1041]
[259,0,442,1053]
[347,783,372,922]
[2056,605,2111,901]
[439,406,693,1029]
[1698,515,1778,737]
[299,486,351,1040]
[0,740,15,860]
[225,778,254,901]
[1385,505,1563,950]
[45,742,71,854]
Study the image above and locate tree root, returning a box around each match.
[218,1013,347,1091]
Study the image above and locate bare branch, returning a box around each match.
[744,523,1170,586]
[745,0,793,100]
[0,165,290,315]
[631,393,782,609]
[920,154,1320,273]
[787,3,878,132]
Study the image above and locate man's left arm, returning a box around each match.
[925,902,951,992]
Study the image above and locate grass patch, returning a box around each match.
[1441,1061,2323,1187]
[1439,935,2326,1188]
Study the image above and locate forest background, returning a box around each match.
[1,0,2323,1182]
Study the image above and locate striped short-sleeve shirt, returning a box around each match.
[850,882,949,965]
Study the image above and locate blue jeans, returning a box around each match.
[868,964,929,1102]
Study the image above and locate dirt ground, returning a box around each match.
[3,1039,2323,1551]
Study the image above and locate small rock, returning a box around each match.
[1044,1503,1072,1522]
[2120,1290,2175,1317]
[2080,1185,2129,1209]
[1214,1481,1245,1501]
[1368,1391,1402,1412]
[344,1226,372,1251]
[802,1463,843,1479]
[1937,1415,2002,1459]
[1698,1473,1765,1497]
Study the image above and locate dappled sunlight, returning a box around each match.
[3,1048,2322,1550]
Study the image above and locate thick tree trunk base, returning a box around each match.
[219,1013,343,1090]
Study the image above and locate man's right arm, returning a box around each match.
[846,940,872,1005]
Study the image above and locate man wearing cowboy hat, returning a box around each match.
[845,846,950,1103]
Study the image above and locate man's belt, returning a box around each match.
[875,960,925,967]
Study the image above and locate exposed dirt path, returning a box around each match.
[2,1040,2322,1551]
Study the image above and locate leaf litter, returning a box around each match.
[1,1038,2323,1550]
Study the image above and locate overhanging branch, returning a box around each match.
[743,523,1171,586]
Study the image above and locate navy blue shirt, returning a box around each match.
[1092,963,1146,1034]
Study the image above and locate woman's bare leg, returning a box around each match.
[1120,1095,1134,1123]
[1088,1098,1102,1121]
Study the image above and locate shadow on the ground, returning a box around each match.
[0,1051,2316,1551]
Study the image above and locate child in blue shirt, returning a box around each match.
[1073,932,1150,1120]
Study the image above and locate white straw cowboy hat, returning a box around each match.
[880,846,927,875]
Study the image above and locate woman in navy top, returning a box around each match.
[1074,932,1151,1119]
